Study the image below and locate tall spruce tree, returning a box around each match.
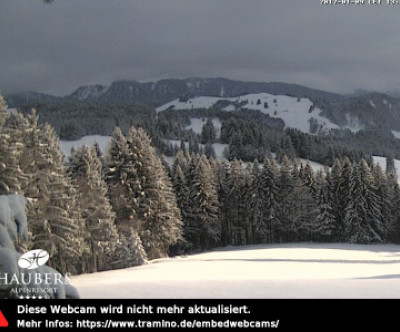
[189,154,220,250]
[105,127,148,266]
[228,158,246,245]
[24,123,82,274]
[126,127,182,259]
[372,164,391,241]
[345,160,383,243]
[216,159,232,246]
[329,158,342,241]
[260,157,280,243]
[69,145,121,272]
[291,163,317,241]
[276,156,294,242]
[338,157,352,241]
[200,118,216,144]
[315,170,336,241]
[247,160,265,244]
[171,162,190,251]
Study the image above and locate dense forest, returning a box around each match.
[2,93,400,285]
[17,102,380,166]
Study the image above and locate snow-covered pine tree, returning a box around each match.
[277,136,296,163]
[171,162,190,252]
[200,118,216,144]
[69,145,120,272]
[345,159,383,244]
[385,155,396,176]
[276,156,294,242]
[208,156,219,183]
[105,127,147,266]
[338,157,353,241]
[328,158,342,241]
[204,142,216,159]
[246,159,264,244]
[372,164,391,241]
[228,158,246,245]
[216,159,231,246]
[188,135,200,155]
[0,95,22,195]
[290,162,317,242]
[189,154,220,250]
[6,110,81,271]
[126,127,182,259]
[259,157,280,243]
[27,123,82,274]
[314,169,336,241]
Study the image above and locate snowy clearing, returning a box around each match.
[60,135,111,156]
[372,155,400,181]
[185,117,222,138]
[72,243,400,298]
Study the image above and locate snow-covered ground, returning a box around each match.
[156,93,342,135]
[72,243,400,298]
[60,135,111,156]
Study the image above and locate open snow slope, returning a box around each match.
[156,93,341,135]
[72,243,400,298]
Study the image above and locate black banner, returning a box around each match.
[0,299,395,330]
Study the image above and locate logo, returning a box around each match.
[0,310,8,328]
[18,249,50,270]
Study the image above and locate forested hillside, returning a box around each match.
[2,89,400,296]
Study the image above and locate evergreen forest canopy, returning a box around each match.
[2,92,400,298]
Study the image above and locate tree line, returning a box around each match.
[171,151,400,252]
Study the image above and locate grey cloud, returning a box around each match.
[1,0,400,96]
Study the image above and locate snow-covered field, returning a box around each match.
[72,243,400,298]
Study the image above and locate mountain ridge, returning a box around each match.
[5,77,345,107]
[6,78,400,140]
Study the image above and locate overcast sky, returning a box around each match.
[1,0,400,96]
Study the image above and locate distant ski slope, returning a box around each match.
[156,93,342,135]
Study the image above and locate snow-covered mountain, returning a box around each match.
[8,78,400,140]
[66,78,343,105]
[70,84,109,101]
[5,78,343,106]
[156,93,341,135]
